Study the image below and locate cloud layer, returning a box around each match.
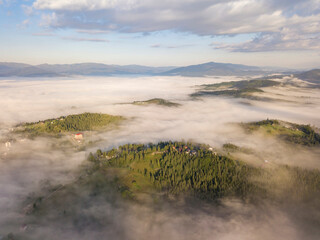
[30,0,320,51]
[1,75,320,239]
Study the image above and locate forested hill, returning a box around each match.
[242,119,320,146]
[295,69,320,84]
[132,98,180,107]
[15,113,124,136]
[191,79,281,98]
[90,141,256,199]
[87,141,320,200]
[21,141,320,230]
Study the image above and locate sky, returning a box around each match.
[0,0,320,68]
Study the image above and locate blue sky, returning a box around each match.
[0,0,319,68]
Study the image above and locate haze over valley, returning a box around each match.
[1,72,320,240]
[1,0,320,239]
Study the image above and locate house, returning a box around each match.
[74,133,83,140]
[5,141,11,149]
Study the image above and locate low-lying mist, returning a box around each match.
[0,75,319,240]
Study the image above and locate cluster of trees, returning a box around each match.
[251,119,279,126]
[202,79,280,91]
[287,166,320,199]
[191,88,263,98]
[19,113,123,135]
[132,98,180,107]
[90,142,259,199]
[292,124,320,145]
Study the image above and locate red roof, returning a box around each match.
[75,133,83,136]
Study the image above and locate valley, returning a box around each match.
[0,73,319,240]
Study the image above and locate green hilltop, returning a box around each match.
[132,98,180,107]
[86,141,320,201]
[15,113,124,137]
[295,69,320,84]
[23,141,320,216]
[242,119,320,146]
[191,79,280,98]
[90,141,256,199]
[16,140,320,240]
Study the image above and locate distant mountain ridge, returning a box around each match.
[162,62,264,76]
[0,62,175,77]
[0,61,315,78]
[295,69,320,84]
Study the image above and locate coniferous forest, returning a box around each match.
[87,141,320,201]
[15,113,124,136]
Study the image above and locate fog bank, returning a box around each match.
[0,75,319,239]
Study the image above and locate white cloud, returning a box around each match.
[62,36,109,42]
[22,19,30,25]
[151,43,194,49]
[40,12,58,27]
[17,19,31,29]
[32,32,55,36]
[33,0,141,11]
[32,0,320,51]
[22,4,34,16]
[76,29,110,34]
[212,13,320,51]
[33,0,204,11]
[212,33,320,52]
